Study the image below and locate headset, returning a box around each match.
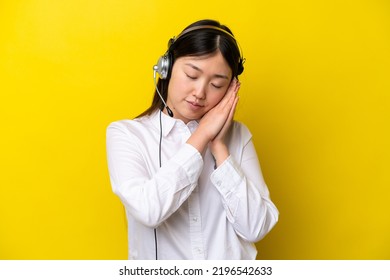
[153,25,245,118]
[154,25,245,80]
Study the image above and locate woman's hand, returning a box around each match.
[186,78,240,160]
[211,79,240,142]
[209,79,240,166]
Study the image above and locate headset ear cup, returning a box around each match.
[166,51,173,79]
[156,53,171,80]
[237,58,244,76]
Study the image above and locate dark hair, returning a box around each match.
[138,19,243,118]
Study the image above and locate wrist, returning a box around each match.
[210,141,229,167]
[186,129,211,154]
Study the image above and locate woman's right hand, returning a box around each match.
[187,78,240,154]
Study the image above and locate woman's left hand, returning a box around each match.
[209,79,240,166]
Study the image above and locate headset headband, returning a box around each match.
[154,24,245,80]
[168,24,244,65]
[172,25,238,44]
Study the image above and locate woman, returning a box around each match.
[106,19,278,260]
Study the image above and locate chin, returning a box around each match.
[186,112,205,122]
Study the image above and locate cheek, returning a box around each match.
[207,92,226,108]
[168,75,187,99]
[167,80,181,101]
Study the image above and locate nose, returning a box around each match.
[193,81,207,100]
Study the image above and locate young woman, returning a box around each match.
[106,19,278,259]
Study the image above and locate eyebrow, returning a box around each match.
[184,63,229,80]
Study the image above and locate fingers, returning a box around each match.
[226,79,240,116]
[197,78,241,142]
[213,81,240,141]
[216,78,240,111]
[228,93,239,121]
[219,78,240,119]
[227,78,240,98]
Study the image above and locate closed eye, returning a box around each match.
[185,73,197,80]
[212,84,223,89]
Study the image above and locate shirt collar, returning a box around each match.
[149,110,199,137]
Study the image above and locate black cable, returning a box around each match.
[154,109,164,260]
[159,109,163,168]
[154,228,158,260]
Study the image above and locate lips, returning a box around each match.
[186,100,204,109]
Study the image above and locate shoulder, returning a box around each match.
[106,114,157,138]
[230,120,252,141]
[226,120,254,157]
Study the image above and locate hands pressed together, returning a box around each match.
[187,78,241,167]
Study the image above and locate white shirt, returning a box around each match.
[106,110,278,259]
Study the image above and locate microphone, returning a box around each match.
[153,65,174,117]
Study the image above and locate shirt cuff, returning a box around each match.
[210,156,244,197]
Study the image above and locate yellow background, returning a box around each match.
[1,0,389,259]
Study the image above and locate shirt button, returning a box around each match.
[193,217,198,222]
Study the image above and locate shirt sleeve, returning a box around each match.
[210,128,279,243]
[106,122,203,228]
